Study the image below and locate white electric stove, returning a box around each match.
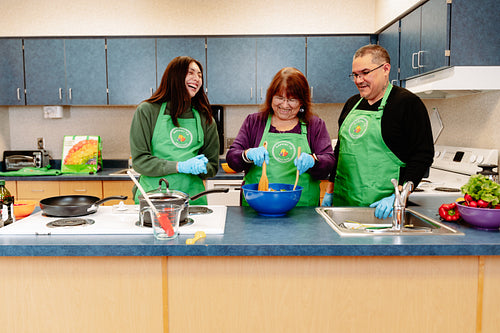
[0,205,227,235]
[411,145,498,197]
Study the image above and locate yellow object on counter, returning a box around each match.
[186,231,206,245]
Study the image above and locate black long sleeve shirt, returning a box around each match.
[328,85,434,187]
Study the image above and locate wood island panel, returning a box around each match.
[482,256,500,332]
[0,256,164,333]
[168,256,478,333]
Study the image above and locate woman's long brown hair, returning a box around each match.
[145,56,212,126]
[259,67,313,123]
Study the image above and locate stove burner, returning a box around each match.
[135,217,194,228]
[188,206,213,215]
[47,218,95,228]
[434,187,461,192]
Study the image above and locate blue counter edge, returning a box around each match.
[1,198,499,257]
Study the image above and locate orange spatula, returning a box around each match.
[293,146,301,190]
[258,141,269,191]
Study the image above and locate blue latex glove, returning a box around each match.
[246,146,269,167]
[369,194,395,219]
[294,153,315,175]
[321,192,333,206]
[177,154,208,175]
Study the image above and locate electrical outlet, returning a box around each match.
[37,137,45,149]
[225,137,235,149]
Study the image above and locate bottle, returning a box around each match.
[0,180,15,227]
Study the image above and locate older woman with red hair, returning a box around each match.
[226,67,335,206]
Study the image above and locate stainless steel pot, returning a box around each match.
[138,178,229,226]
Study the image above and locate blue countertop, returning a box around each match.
[0,195,498,257]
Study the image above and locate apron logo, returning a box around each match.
[170,127,193,148]
[349,116,369,139]
[271,141,296,163]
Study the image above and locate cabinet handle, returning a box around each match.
[418,50,424,68]
[59,88,63,100]
[17,88,21,101]
[260,87,263,100]
[310,86,314,99]
[73,189,88,192]
[250,87,253,99]
[68,88,72,101]
[411,52,418,69]
[150,88,154,95]
[31,189,44,192]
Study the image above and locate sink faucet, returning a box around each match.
[391,178,414,231]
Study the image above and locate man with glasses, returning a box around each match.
[321,45,434,219]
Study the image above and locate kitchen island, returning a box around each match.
[0,195,499,332]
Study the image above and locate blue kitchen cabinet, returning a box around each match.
[378,20,400,86]
[107,38,156,105]
[156,37,206,87]
[449,0,500,66]
[255,37,306,103]
[24,39,66,105]
[64,39,107,105]
[0,39,25,105]
[400,0,448,79]
[207,37,305,105]
[206,37,257,105]
[307,36,371,103]
[24,38,107,105]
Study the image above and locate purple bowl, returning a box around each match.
[456,202,500,230]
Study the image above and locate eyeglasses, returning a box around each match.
[273,96,299,107]
[349,63,386,81]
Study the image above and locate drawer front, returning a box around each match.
[4,181,17,200]
[206,179,241,206]
[102,181,135,205]
[59,181,103,197]
[17,181,60,201]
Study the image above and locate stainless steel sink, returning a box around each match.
[315,207,463,236]
[109,169,140,176]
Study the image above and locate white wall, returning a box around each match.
[1,0,420,37]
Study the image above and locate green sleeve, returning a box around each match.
[198,114,220,179]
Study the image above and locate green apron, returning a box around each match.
[135,102,207,205]
[243,116,320,206]
[333,84,405,207]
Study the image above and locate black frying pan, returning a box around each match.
[39,195,128,217]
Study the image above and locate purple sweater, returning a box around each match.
[226,113,335,180]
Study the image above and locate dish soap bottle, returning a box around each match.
[0,180,15,227]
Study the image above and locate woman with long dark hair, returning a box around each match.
[226,67,335,206]
[130,56,219,204]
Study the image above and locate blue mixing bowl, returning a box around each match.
[242,183,303,217]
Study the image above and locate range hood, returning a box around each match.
[405,66,500,99]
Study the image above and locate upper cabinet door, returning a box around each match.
[307,36,370,103]
[450,0,500,66]
[400,8,422,79]
[420,0,449,72]
[65,38,107,105]
[107,38,156,105]
[207,37,257,105]
[400,0,449,80]
[24,39,66,105]
[0,39,25,105]
[256,37,306,103]
[378,21,400,86]
[156,37,206,88]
